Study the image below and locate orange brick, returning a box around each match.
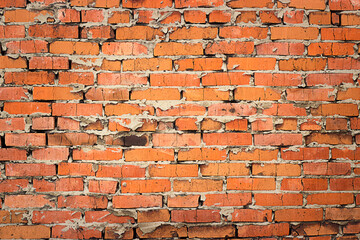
[220,26,268,39]
[228,58,276,70]
[227,178,276,190]
[173,179,223,192]
[154,42,203,56]
[184,10,207,23]
[121,179,171,193]
[116,26,164,40]
[271,27,319,40]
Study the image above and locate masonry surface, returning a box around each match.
[0,0,360,239]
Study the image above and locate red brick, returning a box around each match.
[204,133,252,146]
[32,211,81,224]
[53,103,102,116]
[307,193,353,205]
[309,12,331,25]
[58,162,94,176]
[238,223,290,237]
[6,40,48,54]
[173,179,223,192]
[263,103,306,116]
[125,148,174,162]
[293,223,339,236]
[81,9,104,22]
[275,209,323,222]
[287,88,335,101]
[136,225,187,239]
[254,133,302,146]
[232,209,272,222]
[175,0,224,7]
[279,58,326,71]
[228,57,276,70]
[149,164,198,177]
[0,210,27,224]
[52,225,102,239]
[188,225,235,238]
[209,10,231,23]
[329,0,360,10]
[256,43,304,55]
[203,72,250,86]
[85,211,134,223]
[5,71,55,85]
[98,73,147,85]
[0,25,25,38]
[0,179,29,192]
[284,10,304,23]
[4,9,54,23]
[0,0,26,7]
[330,178,359,191]
[236,11,257,23]
[175,58,222,71]
[89,180,118,194]
[326,208,360,220]
[271,27,319,40]
[255,193,303,206]
[0,118,25,131]
[311,104,359,116]
[303,162,351,175]
[178,148,226,161]
[156,104,206,116]
[227,178,276,190]
[281,147,329,160]
[116,26,164,40]
[220,27,268,39]
[4,195,55,208]
[172,209,220,223]
[123,58,172,71]
[201,163,249,176]
[204,193,252,206]
[168,195,199,208]
[184,88,230,101]
[48,133,97,146]
[184,10,207,23]
[228,0,273,8]
[230,148,278,161]
[29,25,78,38]
[58,195,108,208]
[155,42,202,56]
[306,73,353,86]
[29,57,68,70]
[0,226,50,239]
[255,73,302,86]
[235,87,281,100]
[58,9,80,22]
[0,56,27,69]
[6,163,55,176]
[81,26,114,39]
[5,133,45,147]
[305,133,352,145]
[113,195,162,208]
[153,133,200,147]
[34,178,83,192]
[108,11,130,23]
[121,179,171,193]
[138,209,170,222]
[259,11,282,24]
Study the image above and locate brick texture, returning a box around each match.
[0,0,360,239]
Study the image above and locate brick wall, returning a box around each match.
[1,0,360,239]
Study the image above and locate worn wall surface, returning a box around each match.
[0,0,360,239]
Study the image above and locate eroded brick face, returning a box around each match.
[0,0,360,239]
